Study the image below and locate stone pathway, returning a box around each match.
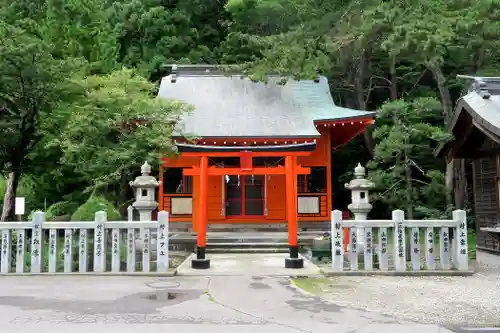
[177,253,321,276]
[0,275,462,332]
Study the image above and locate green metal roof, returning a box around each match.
[158,65,375,138]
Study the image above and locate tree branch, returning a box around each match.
[380,179,404,196]
[371,75,393,86]
[404,69,428,97]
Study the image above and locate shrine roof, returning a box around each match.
[158,65,375,138]
[447,77,500,135]
[435,76,500,157]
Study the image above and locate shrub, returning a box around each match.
[45,201,79,221]
[70,196,121,221]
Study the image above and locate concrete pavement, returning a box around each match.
[0,275,462,332]
[177,252,321,276]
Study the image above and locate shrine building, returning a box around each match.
[436,76,500,268]
[157,64,375,269]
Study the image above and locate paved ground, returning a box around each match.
[0,275,463,333]
[177,253,321,276]
[0,253,496,332]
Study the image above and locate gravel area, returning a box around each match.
[318,266,500,327]
[169,251,190,268]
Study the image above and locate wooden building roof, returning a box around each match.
[157,65,375,139]
[436,76,500,159]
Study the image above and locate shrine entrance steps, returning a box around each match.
[169,231,320,253]
[205,241,289,254]
[168,222,331,232]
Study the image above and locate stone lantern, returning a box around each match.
[345,163,375,250]
[129,161,161,221]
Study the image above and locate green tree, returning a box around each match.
[0,23,83,221]
[40,0,120,73]
[0,0,120,74]
[368,97,451,218]
[379,0,500,209]
[2,0,499,221]
[46,68,190,206]
[109,0,228,80]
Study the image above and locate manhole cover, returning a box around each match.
[145,291,177,301]
[147,280,181,289]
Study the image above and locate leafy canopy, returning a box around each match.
[0,22,84,172]
[368,97,452,217]
[46,68,191,192]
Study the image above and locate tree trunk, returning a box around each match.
[118,169,132,217]
[453,158,468,209]
[472,46,485,73]
[405,165,413,219]
[404,145,413,260]
[355,49,375,156]
[389,56,402,178]
[389,55,398,100]
[403,135,413,219]
[427,63,453,119]
[428,62,467,210]
[1,171,20,222]
[445,160,454,206]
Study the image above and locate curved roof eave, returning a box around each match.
[435,92,500,157]
[175,141,317,152]
[313,112,376,123]
[453,93,500,137]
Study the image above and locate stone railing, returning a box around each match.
[330,209,469,272]
[0,211,170,274]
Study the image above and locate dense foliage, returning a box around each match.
[70,196,121,221]
[1,0,499,220]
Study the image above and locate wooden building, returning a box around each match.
[157,65,375,268]
[436,76,500,267]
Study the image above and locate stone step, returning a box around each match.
[174,236,290,242]
[206,247,289,254]
[206,242,289,249]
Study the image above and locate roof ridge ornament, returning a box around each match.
[478,81,491,99]
[164,64,323,82]
[171,64,178,83]
[456,74,500,99]
[167,64,223,80]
